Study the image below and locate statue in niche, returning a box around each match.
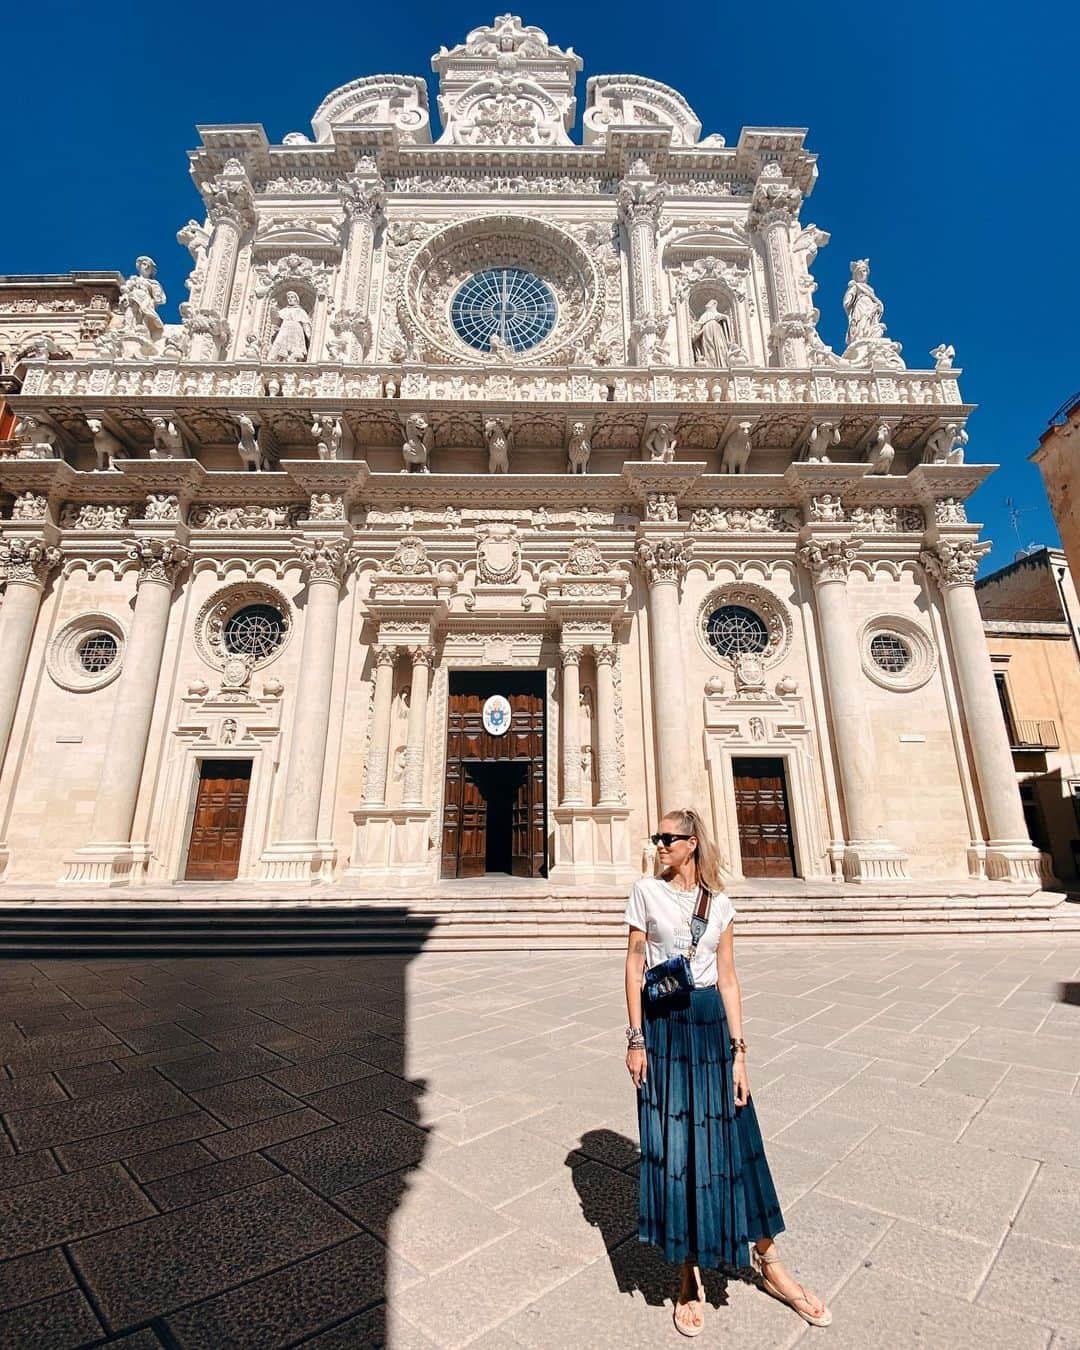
[401,413,433,473]
[237,414,269,472]
[691,298,731,368]
[86,418,127,471]
[484,417,513,474]
[567,421,591,474]
[118,256,166,349]
[843,259,886,345]
[268,290,312,362]
[645,422,677,462]
[720,420,753,474]
[221,718,238,745]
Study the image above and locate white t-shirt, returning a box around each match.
[623,876,737,988]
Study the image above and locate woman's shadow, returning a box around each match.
[567,1128,744,1313]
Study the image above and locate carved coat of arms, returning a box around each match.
[476,523,521,584]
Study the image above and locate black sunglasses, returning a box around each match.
[651,832,694,847]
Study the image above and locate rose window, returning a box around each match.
[704,605,770,659]
[77,632,119,674]
[222,604,286,661]
[870,632,912,674]
[450,268,557,353]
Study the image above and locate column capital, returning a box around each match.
[748,180,802,232]
[593,643,619,667]
[797,535,862,583]
[559,644,583,667]
[201,160,256,232]
[920,538,990,589]
[127,537,190,588]
[0,537,61,586]
[373,644,399,669]
[616,171,665,231]
[295,537,353,584]
[635,536,690,587]
[339,171,386,226]
[407,643,436,668]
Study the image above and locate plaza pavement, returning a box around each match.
[0,935,1079,1348]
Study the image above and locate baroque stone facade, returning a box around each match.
[0,16,1041,889]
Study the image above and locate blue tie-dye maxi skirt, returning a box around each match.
[637,985,785,1270]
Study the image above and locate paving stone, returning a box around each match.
[163,1233,412,1348]
[157,1046,288,1090]
[0,1162,155,1259]
[304,1071,420,1123]
[500,1156,637,1261]
[425,1123,569,1208]
[829,1025,966,1067]
[0,1149,61,1189]
[5,1079,192,1150]
[817,1124,1038,1243]
[188,1076,304,1128]
[201,1106,333,1160]
[0,1072,68,1112]
[124,1141,217,1183]
[53,1061,128,1096]
[143,1153,281,1211]
[301,1303,439,1349]
[963,1026,1080,1074]
[868,1218,996,1298]
[0,1246,75,1311]
[923,1053,1010,1097]
[772,1108,876,1163]
[266,1053,379,1095]
[0,1287,104,1347]
[69,1175,358,1330]
[55,1109,223,1171]
[817,1071,983,1140]
[1012,1161,1080,1243]
[265,1114,429,1195]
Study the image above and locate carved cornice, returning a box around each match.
[796,535,862,582]
[920,538,990,589]
[127,537,191,587]
[0,537,61,586]
[635,536,690,587]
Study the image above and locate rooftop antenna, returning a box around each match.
[1003,496,1039,558]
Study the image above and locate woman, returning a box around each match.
[624,807,831,1337]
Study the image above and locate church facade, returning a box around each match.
[0,17,1042,894]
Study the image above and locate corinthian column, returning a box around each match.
[559,645,584,806]
[332,163,385,363]
[189,159,255,360]
[65,539,190,884]
[617,162,667,366]
[798,536,907,880]
[749,177,806,367]
[402,644,435,806]
[0,538,60,778]
[362,646,399,806]
[262,539,351,882]
[593,643,622,806]
[636,538,692,812]
[922,538,1042,881]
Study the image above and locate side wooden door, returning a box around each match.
[184,759,252,881]
[732,756,796,879]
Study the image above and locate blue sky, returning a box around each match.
[3,0,1076,570]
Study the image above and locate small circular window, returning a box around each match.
[222,604,285,661]
[77,632,119,674]
[705,604,769,659]
[870,633,912,674]
[451,268,557,354]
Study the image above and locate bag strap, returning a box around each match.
[687,884,712,960]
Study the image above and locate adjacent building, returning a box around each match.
[1032,394,1080,591]
[0,17,1041,895]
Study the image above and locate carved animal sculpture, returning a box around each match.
[150,416,186,459]
[867,422,895,475]
[720,420,754,474]
[86,418,127,471]
[401,413,433,473]
[806,421,840,463]
[13,416,58,459]
[484,417,513,474]
[567,421,591,474]
[311,415,343,462]
[645,423,677,462]
[925,422,968,466]
[237,414,267,472]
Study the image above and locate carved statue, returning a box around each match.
[646,492,678,522]
[177,219,211,268]
[925,422,968,466]
[150,416,186,459]
[843,259,886,346]
[567,421,591,474]
[720,420,753,474]
[401,413,433,473]
[645,422,677,462]
[805,421,840,463]
[311,415,343,462]
[488,332,513,360]
[930,343,956,371]
[267,291,312,362]
[484,417,513,474]
[237,414,268,472]
[118,256,166,349]
[12,415,59,459]
[810,493,844,522]
[86,417,127,471]
[866,422,895,475]
[691,299,730,368]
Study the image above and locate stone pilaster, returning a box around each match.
[559,645,584,806]
[921,538,1042,882]
[635,537,692,812]
[402,644,435,806]
[798,535,908,880]
[749,177,806,367]
[189,160,255,360]
[617,163,667,365]
[593,643,622,807]
[63,538,191,885]
[362,646,399,806]
[332,164,385,363]
[261,538,351,882]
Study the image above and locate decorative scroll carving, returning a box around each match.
[797,536,862,582]
[0,537,61,585]
[386,533,433,575]
[920,538,990,589]
[127,537,191,587]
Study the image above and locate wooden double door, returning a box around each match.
[441,672,546,878]
[733,756,797,878]
[184,759,252,881]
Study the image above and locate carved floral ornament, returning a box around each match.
[0,537,61,585]
[127,538,191,587]
[194,582,292,671]
[920,538,990,589]
[796,536,862,583]
[562,534,609,576]
[695,582,793,669]
[635,537,690,587]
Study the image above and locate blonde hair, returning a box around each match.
[660,806,726,893]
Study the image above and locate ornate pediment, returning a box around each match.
[310,74,431,144]
[583,75,703,147]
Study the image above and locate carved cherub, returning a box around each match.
[720,420,754,474]
[866,422,895,475]
[925,422,968,466]
[150,416,186,459]
[401,413,433,473]
[237,414,268,472]
[86,417,127,471]
[645,422,677,463]
[484,417,513,474]
[930,343,956,371]
[567,421,591,474]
